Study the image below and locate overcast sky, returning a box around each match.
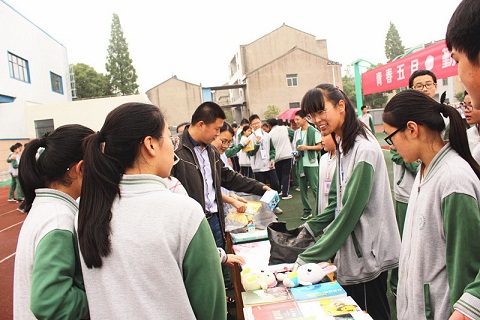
[6,0,462,92]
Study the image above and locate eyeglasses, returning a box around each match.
[219,139,232,148]
[161,136,179,150]
[306,105,335,122]
[462,101,473,112]
[412,82,436,90]
[384,126,405,146]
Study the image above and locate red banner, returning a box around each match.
[361,40,458,95]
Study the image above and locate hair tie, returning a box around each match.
[439,104,449,118]
[97,131,105,143]
[38,132,50,148]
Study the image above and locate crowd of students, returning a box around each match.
[11,0,480,319]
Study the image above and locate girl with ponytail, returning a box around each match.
[382,89,480,319]
[14,124,93,319]
[77,103,226,319]
[296,84,400,319]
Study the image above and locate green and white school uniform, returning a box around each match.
[14,189,87,319]
[297,131,400,285]
[397,144,480,319]
[78,174,226,320]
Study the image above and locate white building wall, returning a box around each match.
[0,0,71,139]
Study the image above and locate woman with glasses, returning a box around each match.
[77,103,226,319]
[383,90,480,319]
[296,84,400,319]
[464,91,480,163]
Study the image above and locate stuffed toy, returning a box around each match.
[257,270,277,289]
[276,262,337,287]
[241,268,261,291]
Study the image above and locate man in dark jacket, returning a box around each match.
[172,102,270,249]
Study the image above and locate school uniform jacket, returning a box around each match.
[296,131,401,286]
[390,148,420,204]
[78,175,226,319]
[14,189,87,319]
[397,145,480,320]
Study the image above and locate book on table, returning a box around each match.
[243,300,304,320]
[241,286,294,306]
[290,281,347,302]
[297,296,374,319]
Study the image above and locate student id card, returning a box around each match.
[323,178,332,195]
[260,149,267,160]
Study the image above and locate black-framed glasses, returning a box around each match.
[219,139,232,148]
[384,126,405,146]
[412,82,436,90]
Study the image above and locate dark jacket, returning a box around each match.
[172,127,266,237]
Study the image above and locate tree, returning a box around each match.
[264,105,280,119]
[342,71,357,109]
[105,13,139,95]
[385,22,405,62]
[363,92,388,109]
[71,63,111,99]
[455,91,466,102]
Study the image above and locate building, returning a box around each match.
[224,24,342,121]
[145,75,202,130]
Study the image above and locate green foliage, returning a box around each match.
[455,91,466,102]
[363,92,388,109]
[264,105,280,119]
[71,63,111,99]
[342,72,357,109]
[105,13,139,95]
[225,109,234,124]
[385,22,405,62]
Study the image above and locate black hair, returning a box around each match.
[249,114,260,123]
[446,0,480,67]
[14,142,23,148]
[383,90,480,179]
[241,125,251,135]
[301,84,367,155]
[408,70,437,88]
[361,106,367,110]
[18,124,94,213]
[232,123,238,129]
[267,118,277,128]
[220,122,234,135]
[176,121,190,133]
[190,102,226,125]
[295,109,306,118]
[240,118,249,126]
[78,102,165,268]
[10,145,16,152]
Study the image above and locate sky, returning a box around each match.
[5,0,462,93]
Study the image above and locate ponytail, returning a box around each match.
[383,90,480,180]
[78,102,165,269]
[18,139,44,213]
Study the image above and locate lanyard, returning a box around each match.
[335,140,344,217]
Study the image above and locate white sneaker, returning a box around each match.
[282,195,293,200]
[294,187,300,192]
[273,207,283,214]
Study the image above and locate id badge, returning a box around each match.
[323,179,332,195]
[260,149,267,159]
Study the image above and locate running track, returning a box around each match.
[0,185,27,320]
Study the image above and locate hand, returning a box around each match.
[224,254,246,268]
[269,161,275,169]
[236,196,248,204]
[449,311,469,320]
[255,136,262,143]
[233,200,247,213]
[10,155,16,160]
[263,185,272,191]
[297,145,307,151]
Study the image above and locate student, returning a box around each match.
[6,144,19,202]
[292,110,322,220]
[267,118,294,200]
[358,106,376,134]
[317,133,336,214]
[382,89,480,320]
[238,125,254,178]
[14,124,92,319]
[409,69,438,99]
[77,103,226,319]
[464,92,480,163]
[296,84,400,319]
[447,4,480,318]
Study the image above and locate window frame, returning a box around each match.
[8,52,30,83]
[286,74,298,87]
[50,72,64,94]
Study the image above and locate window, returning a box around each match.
[35,119,54,139]
[50,72,64,94]
[8,52,30,83]
[289,102,300,109]
[286,74,298,87]
[442,78,448,86]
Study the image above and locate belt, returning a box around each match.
[205,211,218,219]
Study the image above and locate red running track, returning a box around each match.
[0,185,27,320]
